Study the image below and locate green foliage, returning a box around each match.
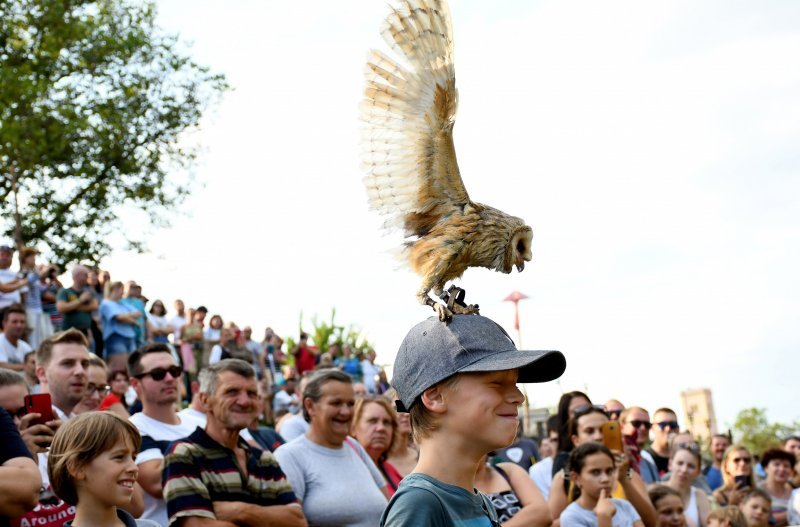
[310,308,344,355]
[0,0,228,265]
[286,309,374,359]
[730,407,799,455]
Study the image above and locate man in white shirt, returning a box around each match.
[128,343,196,526]
[0,304,33,371]
[0,244,27,310]
[168,299,187,345]
[360,348,380,394]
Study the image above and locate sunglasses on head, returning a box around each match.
[135,365,182,381]
[676,442,700,455]
[572,404,609,419]
[86,383,111,396]
[629,419,652,430]
[656,420,679,430]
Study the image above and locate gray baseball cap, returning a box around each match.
[392,314,566,412]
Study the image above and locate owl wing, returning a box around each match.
[361,0,470,238]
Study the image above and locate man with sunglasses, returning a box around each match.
[621,406,660,484]
[129,343,196,527]
[644,407,680,477]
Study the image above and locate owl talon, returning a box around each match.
[451,303,479,315]
[433,303,453,321]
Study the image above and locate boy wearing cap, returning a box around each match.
[382,314,565,526]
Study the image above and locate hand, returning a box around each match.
[18,414,61,455]
[614,451,630,482]
[729,484,750,505]
[79,290,93,302]
[594,488,617,520]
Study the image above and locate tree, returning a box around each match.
[730,407,799,455]
[0,0,228,264]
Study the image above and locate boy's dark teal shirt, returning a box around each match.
[380,473,500,527]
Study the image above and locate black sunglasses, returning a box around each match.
[135,365,182,381]
[656,420,679,430]
[629,419,652,430]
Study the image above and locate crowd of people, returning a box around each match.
[1,243,799,527]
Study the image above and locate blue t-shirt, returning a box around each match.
[560,498,641,527]
[120,297,146,345]
[381,473,500,527]
[99,299,137,340]
[706,465,723,491]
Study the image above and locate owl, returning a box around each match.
[360,0,533,320]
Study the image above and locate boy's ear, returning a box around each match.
[420,385,447,414]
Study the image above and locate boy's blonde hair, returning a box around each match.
[48,412,141,505]
[409,374,461,442]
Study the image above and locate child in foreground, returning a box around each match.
[380,314,566,526]
[48,412,159,527]
[708,506,748,527]
[738,489,771,527]
[559,442,644,527]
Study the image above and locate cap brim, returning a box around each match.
[458,349,566,383]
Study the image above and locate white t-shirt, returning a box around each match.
[360,360,380,393]
[169,314,187,343]
[0,268,21,308]
[129,412,198,526]
[278,414,311,443]
[0,333,33,364]
[274,435,387,527]
[529,456,554,500]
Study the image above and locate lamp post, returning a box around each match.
[504,291,529,433]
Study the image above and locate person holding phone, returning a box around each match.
[548,406,655,527]
[713,445,757,508]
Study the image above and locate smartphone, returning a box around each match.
[24,393,54,426]
[602,421,624,452]
[734,474,750,489]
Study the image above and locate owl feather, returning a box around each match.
[361,0,533,319]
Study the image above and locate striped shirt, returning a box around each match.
[162,427,297,526]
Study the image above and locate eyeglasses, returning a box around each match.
[656,420,679,430]
[732,456,752,464]
[134,365,182,381]
[629,420,652,430]
[86,383,111,396]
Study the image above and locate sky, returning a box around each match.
[98,0,800,431]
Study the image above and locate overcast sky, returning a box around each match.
[101,0,800,430]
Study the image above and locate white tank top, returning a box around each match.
[685,486,699,527]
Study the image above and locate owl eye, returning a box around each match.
[516,239,525,253]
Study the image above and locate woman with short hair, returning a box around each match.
[274,369,388,526]
[758,448,795,526]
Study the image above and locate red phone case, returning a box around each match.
[24,393,54,426]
